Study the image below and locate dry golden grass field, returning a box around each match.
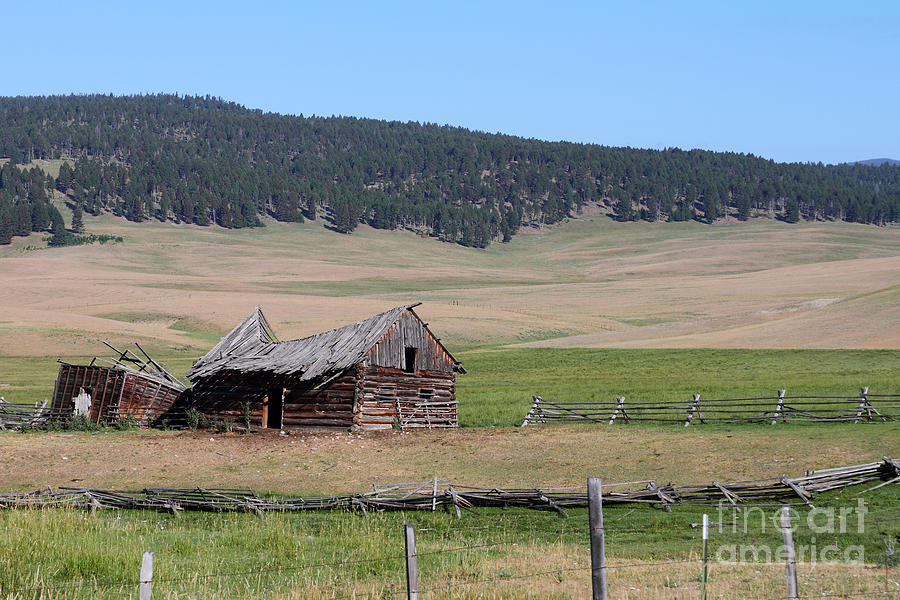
[1,204,898,362]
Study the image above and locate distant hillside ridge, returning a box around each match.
[1,94,898,247]
[853,158,900,167]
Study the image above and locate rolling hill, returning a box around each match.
[854,158,900,167]
[1,94,899,250]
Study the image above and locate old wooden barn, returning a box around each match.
[50,344,187,426]
[185,304,464,430]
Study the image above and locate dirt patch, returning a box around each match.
[1,425,896,494]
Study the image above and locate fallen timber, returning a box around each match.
[1,458,896,516]
[522,387,900,427]
[0,398,52,430]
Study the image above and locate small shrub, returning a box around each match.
[186,407,202,430]
[213,418,233,434]
[113,417,139,431]
[149,416,171,430]
[65,414,100,432]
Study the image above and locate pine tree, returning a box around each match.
[56,162,73,193]
[71,203,85,233]
[47,205,72,246]
[30,201,50,231]
[784,198,800,223]
[736,194,751,221]
[0,208,13,244]
[335,201,357,233]
[703,188,719,223]
[306,193,318,221]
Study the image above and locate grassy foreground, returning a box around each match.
[0,487,897,599]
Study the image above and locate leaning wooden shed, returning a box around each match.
[184,304,464,430]
[50,344,187,426]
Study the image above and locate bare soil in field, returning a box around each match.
[1,424,897,494]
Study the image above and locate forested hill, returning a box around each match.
[1,94,899,247]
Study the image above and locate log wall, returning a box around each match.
[282,371,359,429]
[355,366,457,430]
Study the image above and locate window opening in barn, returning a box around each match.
[264,387,283,429]
[419,388,433,401]
[404,347,418,373]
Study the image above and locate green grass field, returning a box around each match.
[457,348,900,426]
[1,486,897,599]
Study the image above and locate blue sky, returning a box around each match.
[3,1,898,164]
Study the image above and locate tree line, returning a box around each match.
[0,93,897,247]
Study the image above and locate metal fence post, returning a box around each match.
[588,477,607,600]
[139,551,154,600]
[701,513,709,600]
[404,523,418,600]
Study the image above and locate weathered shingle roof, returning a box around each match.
[187,305,420,382]
[188,307,278,376]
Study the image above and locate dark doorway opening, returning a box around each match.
[404,347,418,373]
[264,387,283,429]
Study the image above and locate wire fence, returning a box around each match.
[1,503,897,599]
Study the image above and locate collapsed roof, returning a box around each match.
[186,304,462,382]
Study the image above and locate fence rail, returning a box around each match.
[1,457,897,515]
[0,402,192,430]
[0,399,54,430]
[522,387,900,427]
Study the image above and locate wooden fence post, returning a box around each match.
[588,477,607,600]
[771,389,786,425]
[139,551,154,600]
[685,394,701,427]
[854,386,870,423]
[700,513,709,600]
[780,507,799,600]
[521,395,541,426]
[404,523,418,600]
[608,396,625,425]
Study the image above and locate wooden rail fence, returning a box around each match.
[1,458,897,515]
[521,387,900,427]
[0,398,52,430]
[0,399,191,430]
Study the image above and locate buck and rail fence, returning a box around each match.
[0,398,54,430]
[1,458,897,516]
[2,481,898,599]
[521,387,900,427]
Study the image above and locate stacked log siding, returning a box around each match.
[185,304,463,430]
